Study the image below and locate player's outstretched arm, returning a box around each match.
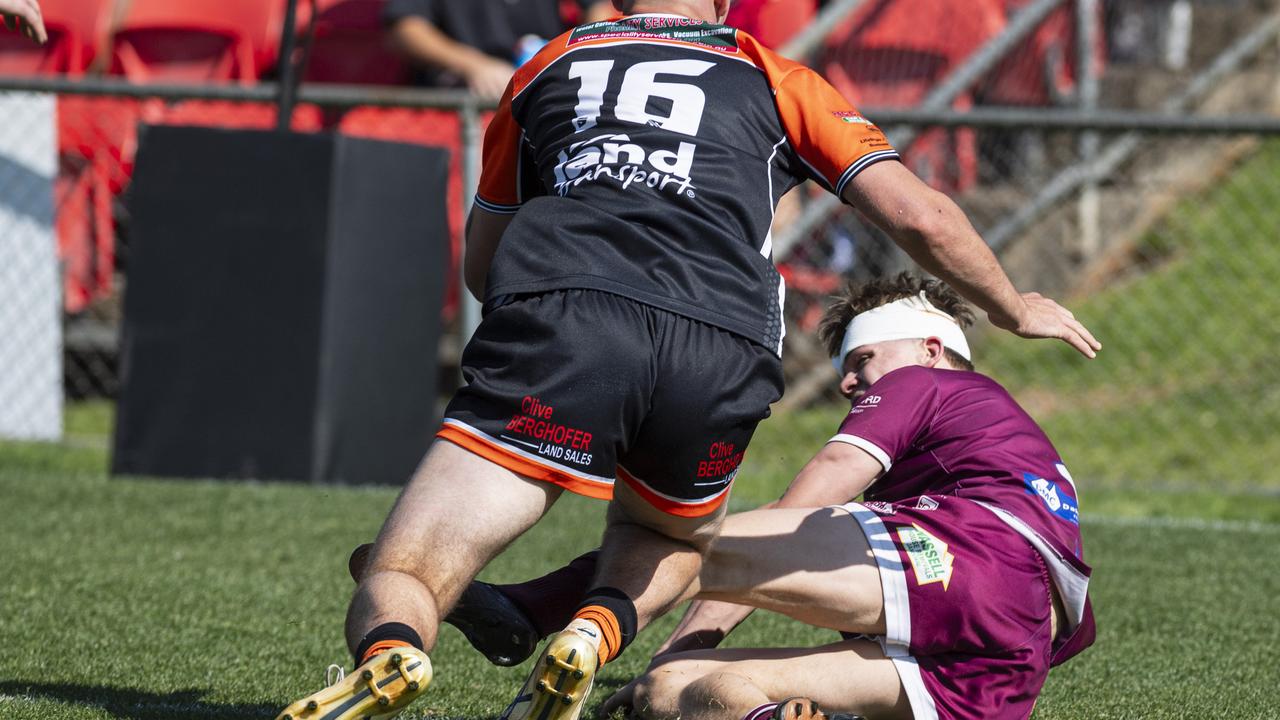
[1,0,46,43]
[463,206,514,300]
[842,161,1101,359]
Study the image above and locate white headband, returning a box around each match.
[833,291,971,373]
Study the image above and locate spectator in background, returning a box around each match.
[383,0,614,98]
[1,0,46,43]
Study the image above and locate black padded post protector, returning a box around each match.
[113,126,447,485]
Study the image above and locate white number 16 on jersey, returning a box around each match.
[569,59,715,136]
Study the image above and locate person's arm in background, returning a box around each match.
[841,161,1100,358]
[1,0,46,43]
[384,0,513,98]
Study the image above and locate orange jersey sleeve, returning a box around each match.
[774,66,898,195]
[475,85,531,214]
[474,27,579,214]
[741,36,899,197]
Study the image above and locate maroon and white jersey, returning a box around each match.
[831,365,1095,664]
[475,14,899,355]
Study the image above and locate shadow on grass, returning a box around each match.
[2,677,640,720]
[0,681,279,719]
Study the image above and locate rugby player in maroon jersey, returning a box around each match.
[596,274,1096,720]
[274,0,1098,717]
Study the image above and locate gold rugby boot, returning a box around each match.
[275,647,431,720]
[499,630,597,720]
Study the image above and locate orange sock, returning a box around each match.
[361,639,414,665]
[572,605,622,664]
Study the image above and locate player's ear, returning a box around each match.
[921,337,945,367]
[713,0,731,23]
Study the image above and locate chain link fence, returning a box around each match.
[1,0,1277,490]
[775,0,1280,492]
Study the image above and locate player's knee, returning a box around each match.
[609,497,726,553]
[359,570,442,620]
[679,671,760,720]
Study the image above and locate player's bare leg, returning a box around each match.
[503,480,725,720]
[346,439,562,652]
[597,507,901,720]
[627,640,909,720]
[597,480,726,627]
[275,439,562,720]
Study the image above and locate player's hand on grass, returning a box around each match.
[989,291,1101,359]
[1,0,46,43]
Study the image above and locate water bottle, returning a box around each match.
[514,34,548,67]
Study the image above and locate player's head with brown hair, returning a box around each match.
[818,273,976,398]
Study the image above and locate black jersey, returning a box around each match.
[475,13,898,355]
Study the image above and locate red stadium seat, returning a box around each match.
[54,136,115,313]
[820,0,1004,192]
[725,0,816,50]
[0,0,115,76]
[0,0,123,312]
[55,95,141,313]
[108,0,291,83]
[983,0,1107,107]
[302,0,412,85]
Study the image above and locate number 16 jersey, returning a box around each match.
[475,13,898,355]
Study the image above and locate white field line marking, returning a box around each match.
[1085,514,1280,533]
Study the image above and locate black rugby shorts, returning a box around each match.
[438,289,784,517]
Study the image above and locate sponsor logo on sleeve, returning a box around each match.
[849,394,881,415]
[897,524,954,590]
[864,501,896,515]
[1023,471,1080,525]
[831,110,881,132]
[832,110,870,124]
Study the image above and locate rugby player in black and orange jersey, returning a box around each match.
[274,1,1100,719]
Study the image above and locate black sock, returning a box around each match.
[353,621,424,664]
[574,586,638,662]
[497,549,601,637]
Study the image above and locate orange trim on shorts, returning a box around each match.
[616,466,730,518]
[436,424,614,500]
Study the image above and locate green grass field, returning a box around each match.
[2,405,1279,720]
[978,139,1280,492]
